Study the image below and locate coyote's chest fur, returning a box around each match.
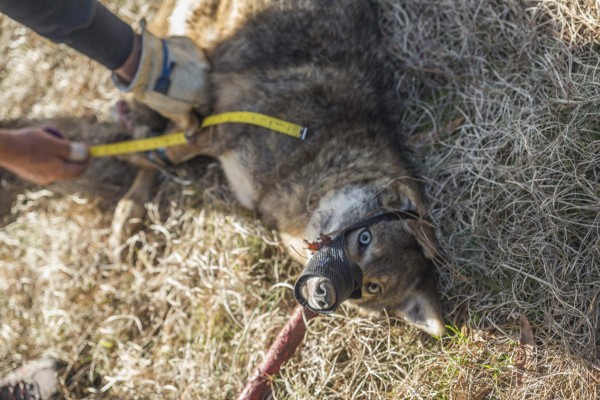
[148,0,445,335]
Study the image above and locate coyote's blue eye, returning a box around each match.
[358,229,371,246]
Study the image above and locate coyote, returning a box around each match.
[114,0,445,336]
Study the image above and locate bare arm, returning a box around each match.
[0,127,88,185]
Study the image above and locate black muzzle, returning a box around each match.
[294,234,362,314]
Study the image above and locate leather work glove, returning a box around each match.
[113,22,210,138]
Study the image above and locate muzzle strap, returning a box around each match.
[294,235,362,314]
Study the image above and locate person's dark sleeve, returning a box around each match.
[0,0,134,70]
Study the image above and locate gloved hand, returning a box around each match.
[113,22,211,137]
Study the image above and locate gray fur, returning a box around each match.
[135,0,445,335]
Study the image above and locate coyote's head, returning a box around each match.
[297,183,445,336]
[344,215,444,336]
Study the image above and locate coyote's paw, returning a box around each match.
[112,99,172,169]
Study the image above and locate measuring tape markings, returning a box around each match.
[90,111,307,158]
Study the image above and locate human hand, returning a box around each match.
[112,26,210,140]
[0,127,89,185]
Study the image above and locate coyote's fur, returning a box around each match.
[115,0,445,335]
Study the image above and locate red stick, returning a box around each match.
[237,305,318,400]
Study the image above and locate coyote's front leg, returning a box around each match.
[108,100,164,256]
[109,99,211,256]
[109,168,159,255]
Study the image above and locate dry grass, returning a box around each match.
[0,0,599,399]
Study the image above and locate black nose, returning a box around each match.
[313,282,330,308]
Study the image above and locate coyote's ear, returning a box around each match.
[406,219,440,260]
[379,181,441,260]
[379,180,427,215]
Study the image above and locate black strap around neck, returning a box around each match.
[339,209,420,237]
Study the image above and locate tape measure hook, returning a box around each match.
[300,127,308,141]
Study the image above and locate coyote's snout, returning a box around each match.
[114,0,445,336]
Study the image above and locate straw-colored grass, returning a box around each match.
[0,0,598,399]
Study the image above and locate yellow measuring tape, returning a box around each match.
[89,111,308,158]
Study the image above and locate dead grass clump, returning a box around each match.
[537,0,600,43]
[1,0,599,399]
